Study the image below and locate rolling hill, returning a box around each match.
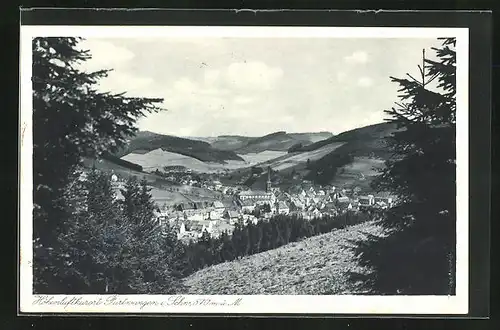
[233,131,334,154]
[81,156,222,206]
[115,130,333,175]
[114,123,396,190]
[120,148,289,174]
[295,122,398,155]
[182,220,388,295]
[82,156,157,183]
[302,122,399,186]
[204,135,256,151]
[121,148,245,173]
[221,122,397,190]
[114,131,245,163]
[190,132,333,153]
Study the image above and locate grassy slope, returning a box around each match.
[297,122,398,154]
[220,123,398,190]
[115,131,245,163]
[183,220,388,295]
[209,135,256,151]
[121,149,289,174]
[121,148,237,173]
[233,131,334,154]
[81,157,220,206]
[202,132,333,152]
[300,122,399,187]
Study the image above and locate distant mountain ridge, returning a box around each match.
[123,130,334,156]
[209,131,334,154]
[294,122,398,154]
[111,123,397,188]
[114,131,245,163]
[226,122,399,190]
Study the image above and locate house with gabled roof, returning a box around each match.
[224,210,240,224]
[240,199,256,213]
[177,202,196,212]
[193,201,205,210]
[337,196,350,203]
[289,198,305,211]
[275,201,290,215]
[212,200,225,209]
[312,208,322,218]
[337,199,353,212]
[374,193,395,207]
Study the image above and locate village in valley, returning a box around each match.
[30,33,459,300]
[106,165,394,244]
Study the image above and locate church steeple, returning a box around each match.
[266,166,272,192]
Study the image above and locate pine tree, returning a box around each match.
[241,226,251,256]
[122,176,184,293]
[220,231,236,262]
[121,176,157,227]
[32,37,163,254]
[357,38,457,294]
[85,167,121,224]
[47,169,131,293]
[250,223,263,254]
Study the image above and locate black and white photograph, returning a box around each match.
[19,24,470,314]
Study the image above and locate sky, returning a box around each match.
[77,37,439,137]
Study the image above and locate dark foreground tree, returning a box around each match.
[353,38,457,294]
[32,37,164,292]
[32,37,163,248]
[36,169,184,294]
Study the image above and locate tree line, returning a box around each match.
[180,209,374,275]
[34,167,187,294]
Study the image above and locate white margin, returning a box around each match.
[19,25,469,315]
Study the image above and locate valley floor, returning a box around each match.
[182,220,388,295]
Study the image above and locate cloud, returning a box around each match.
[95,71,154,96]
[336,72,347,82]
[173,77,198,94]
[80,37,440,137]
[77,39,135,72]
[357,77,373,87]
[232,95,256,105]
[225,61,283,90]
[344,51,369,64]
[204,69,221,85]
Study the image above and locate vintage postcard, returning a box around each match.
[19,24,469,314]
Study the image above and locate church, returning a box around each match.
[236,166,276,206]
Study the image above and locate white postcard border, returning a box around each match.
[19,25,469,315]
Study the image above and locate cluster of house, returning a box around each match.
[286,184,394,214]
[160,171,245,196]
[154,199,237,244]
[152,167,395,243]
[87,170,395,244]
[202,180,244,195]
[155,169,202,187]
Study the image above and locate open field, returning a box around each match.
[82,157,158,182]
[122,148,288,174]
[270,142,346,171]
[116,131,244,162]
[183,220,388,295]
[239,150,288,166]
[82,157,220,206]
[329,156,386,189]
[149,186,221,206]
[122,148,244,173]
